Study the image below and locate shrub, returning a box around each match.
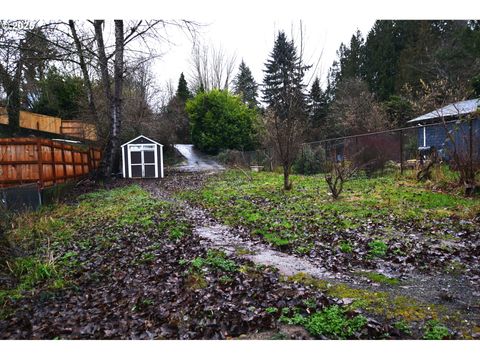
[186,89,258,154]
[293,146,326,175]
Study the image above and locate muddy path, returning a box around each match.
[142,171,480,328]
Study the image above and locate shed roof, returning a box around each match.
[121,135,163,147]
[407,98,479,123]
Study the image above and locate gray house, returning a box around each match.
[407,99,480,159]
[121,135,164,179]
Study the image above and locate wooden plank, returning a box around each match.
[50,140,57,184]
[0,136,101,189]
[36,139,44,188]
[72,148,77,179]
[61,142,67,182]
[0,160,41,165]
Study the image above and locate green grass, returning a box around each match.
[180,170,479,249]
[186,249,238,273]
[368,240,388,258]
[338,241,353,253]
[1,185,190,313]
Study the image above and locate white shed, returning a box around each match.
[121,135,164,178]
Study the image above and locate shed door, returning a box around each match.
[128,144,157,178]
[130,146,143,178]
[143,145,156,178]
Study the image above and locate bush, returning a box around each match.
[186,89,258,155]
[293,146,326,175]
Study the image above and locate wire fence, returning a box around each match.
[221,117,480,176]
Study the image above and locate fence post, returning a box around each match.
[36,139,44,188]
[469,118,473,182]
[87,147,92,173]
[50,140,57,185]
[60,142,67,183]
[400,130,404,174]
[71,146,77,179]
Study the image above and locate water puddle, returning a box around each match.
[194,224,339,280]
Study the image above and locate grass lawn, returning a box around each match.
[2,183,396,339]
[1,174,479,339]
[181,170,480,273]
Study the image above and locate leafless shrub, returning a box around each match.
[324,159,357,199]
[328,77,389,136]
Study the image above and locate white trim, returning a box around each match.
[121,135,163,147]
[126,143,162,178]
[154,144,158,178]
[160,145,164,178]
[423,126,427,147]
[121,146,126,178]
[127,144,132,178]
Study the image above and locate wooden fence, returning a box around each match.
[0,107,98,141]
[0,138,101,189]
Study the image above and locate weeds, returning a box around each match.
[279,305,367,339]
[423,320,451,340]
[368,240,388,258]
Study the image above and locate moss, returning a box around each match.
[356,271,400,286]
[286,272,439,322]
[235,247,256,256]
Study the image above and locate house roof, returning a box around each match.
[121,135,163,147]
[407,98,479,123]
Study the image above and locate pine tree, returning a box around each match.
[308,77,328,130]
[233,60,258,109]
[176,72,191,101]
[262,31,310,190]
[263,31,309,118]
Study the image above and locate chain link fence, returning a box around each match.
[219,117,480,178]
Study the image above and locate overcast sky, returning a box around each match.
[155,16,376,91]
[4,0,478,96]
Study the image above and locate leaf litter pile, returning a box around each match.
[1,182,396,340]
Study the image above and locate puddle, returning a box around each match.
[194,223,339,280]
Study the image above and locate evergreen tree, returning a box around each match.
[176,72,191,101]
[31,67,84,119]
[233,60,258,109]
[262,31,309,119]
[262,31,310,190]
[308,77,328,130]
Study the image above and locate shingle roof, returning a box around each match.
[407,98,479,123]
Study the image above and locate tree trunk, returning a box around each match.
[68,20,99,125]
[283,164,292,190]
[94,20,124,179]
[0,54,23,134]
[110,20,124,176]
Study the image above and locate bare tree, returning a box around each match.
[263,105,307,190]
[64,20,199,178]
[328,77,389,136]
[189,41,236,92]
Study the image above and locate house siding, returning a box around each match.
[417,117,480,160]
